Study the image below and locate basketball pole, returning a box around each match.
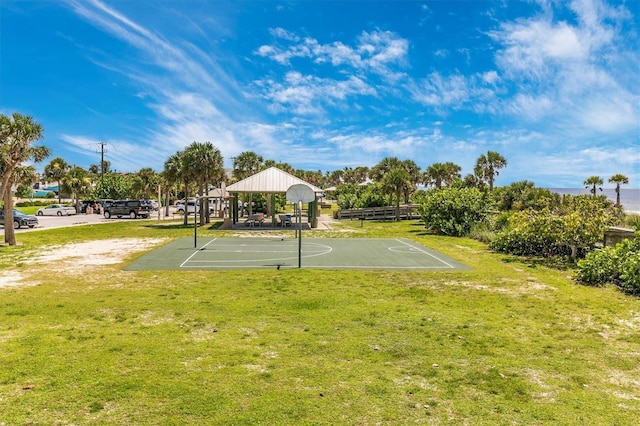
[194,198,197,249]
[286,184,315,270]
[298,201,302,268]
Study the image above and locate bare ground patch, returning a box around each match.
[0,238,166,288]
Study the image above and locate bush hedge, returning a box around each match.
[575,233,640,294]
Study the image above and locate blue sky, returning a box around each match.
[1,0,638,188]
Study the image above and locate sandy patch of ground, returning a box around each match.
[0,238,165,288]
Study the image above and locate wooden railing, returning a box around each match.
[336,204,420,221]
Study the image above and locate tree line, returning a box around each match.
[1,112,633,250]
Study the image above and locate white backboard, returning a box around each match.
[286,184,315,203]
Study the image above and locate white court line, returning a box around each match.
[180,265,451,270]
[181,240,332,267]
[178,238,456,270]
[180,238,218,268]
[395,238,455,269]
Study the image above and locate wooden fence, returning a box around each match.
[336,204,420,221]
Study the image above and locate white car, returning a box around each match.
[176,200,198,215]
[36,204,77,216]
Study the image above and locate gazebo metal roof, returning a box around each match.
[226,167,323,194]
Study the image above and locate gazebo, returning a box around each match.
[225,167,323,228]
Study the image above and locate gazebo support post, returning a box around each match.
[270,193,276,228]
[310,199,318,228]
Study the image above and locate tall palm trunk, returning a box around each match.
[3,188,16,245]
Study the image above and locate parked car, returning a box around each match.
[176,200,214,215]
[176,200,198,215]
[103,200,152,219]
[142,200,159,210]
[36,204,77,216]
[174,198,196,207]
[0,209,39,229]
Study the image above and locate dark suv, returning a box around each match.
[103,200,152,219]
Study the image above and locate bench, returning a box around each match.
[245,213,265,227]
[277,214,292,227]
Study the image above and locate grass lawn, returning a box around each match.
[1,219,639,425]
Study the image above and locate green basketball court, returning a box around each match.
[124,237,470,270]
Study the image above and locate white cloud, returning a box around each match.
[481,71,500,85]
[256,71,377,115]
[410,73,470,108]
[255,29,408,75]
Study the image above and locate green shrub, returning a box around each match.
[490,209,565,257]
[574,246,619,286]
[491,196,618,261]
[468,222,495,244]
[623,213,640,231]
[576,234,640,294]
[418,187,488,237]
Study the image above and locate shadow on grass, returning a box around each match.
[408,222,439,237]
[500,255,575,271]
[143,221,223,231]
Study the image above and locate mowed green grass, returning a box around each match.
[1,219,639,425]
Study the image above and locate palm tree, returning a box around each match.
[233,151,263,180]
[474,151,507,191]
[463,173,484,189]
[424,163,446,189]
[608,174,629,206]
[185,141,223,224]
[164,151,193,225]
[0,113,50,245]
[341,167,359,185]
[425,162,462,189]
[61,167,92,214]
[370,157,402,183]
[382,168,410,221]
[43,157,70,203]
[584,176,603,197]
[275,162,295,175]
[88,160,111,176]
[233,152,263,216]
[401,159,421,203]
[442,162,462,186]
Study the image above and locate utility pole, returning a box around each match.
[97,142,107,182]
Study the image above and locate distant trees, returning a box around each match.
[493,181,560,211]
[233,151,263,181]
[61,166,92,213]
[423,162,461,189]
[13,165,40,198]
[341,166,369,185]
[233,151,263,216]
[92,172,132,200]
[370,157,421,205]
